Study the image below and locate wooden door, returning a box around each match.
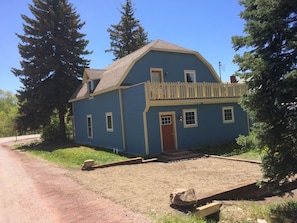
[161,114,175,151]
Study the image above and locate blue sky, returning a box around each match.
[1,0,245,93]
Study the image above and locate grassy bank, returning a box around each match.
[18,141,128,168]
[193,141,262,161]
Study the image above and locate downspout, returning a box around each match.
[119,88,126,151]
[143,81,150,155]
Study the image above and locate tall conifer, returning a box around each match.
[106,0,149,60]
[12,0,91,140]
[232,0,297,193]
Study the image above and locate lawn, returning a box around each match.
[20,141,128,168]
[193,141,262,161]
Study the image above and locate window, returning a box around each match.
[88,80,94,93]
[161,116,172,125]
[87,80,99,94]
[106,112,113,132]
[87,115,93,138]
[183,109,198,128]
[150,68,163,82]
[222,106,234,123]
[184,70,196,83]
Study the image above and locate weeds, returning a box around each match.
[157,213,214,223]
[270,201,297,223]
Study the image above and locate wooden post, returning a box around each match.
[194,202,222,217]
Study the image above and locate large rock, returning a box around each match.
[170,188,197,207]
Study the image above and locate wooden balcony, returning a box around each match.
[146,81,247,101]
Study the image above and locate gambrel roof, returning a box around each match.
[69,39,220,102]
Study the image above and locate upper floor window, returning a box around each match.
[184,70,196,83]
[88,80,94,93]
[87,80,99,94]
[150,68,163,82]
[222,106,234,123]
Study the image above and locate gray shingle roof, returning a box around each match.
[69,39,220,102]
[92,39,197,94]
[82,68,106,83]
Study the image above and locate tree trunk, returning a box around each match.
[58,107,66,141]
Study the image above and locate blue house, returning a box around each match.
[69,39,249,155]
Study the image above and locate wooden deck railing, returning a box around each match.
[146,81,247,100]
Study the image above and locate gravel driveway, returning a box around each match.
[0,137,149,223]
[2,136,296,223]
[69,156,262,218]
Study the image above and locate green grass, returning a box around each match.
[219,201,271,222]
[270,201,297,222]
[193,141,262,161]
[157,213,214,223]
[19,141,128,168]
[157,201,297,223]
[233,149,262,161]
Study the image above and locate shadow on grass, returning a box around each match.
[16,140,136,159]
[16,140,80,152]
[192,141,245,156]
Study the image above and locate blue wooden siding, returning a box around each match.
[121,84,147,155]
[122,51,218,85]
[146,103,248,154]
[73,90,124,150]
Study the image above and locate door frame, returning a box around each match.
[159,111,178,152]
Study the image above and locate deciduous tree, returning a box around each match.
[0,90,18,137]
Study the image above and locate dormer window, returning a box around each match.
[87,79,99,94]
[184,70,196,83]
[88,80,94,94]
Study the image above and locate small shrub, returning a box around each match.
[42,110,73,142]
[236,133,258,152]
[42,119,60,142]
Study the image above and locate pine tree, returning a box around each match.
[12,0,91,140]
[106,0,149,60]
[232,0,297,193]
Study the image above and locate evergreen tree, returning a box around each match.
[232,0,297,193]
[12,0,91,140]
[106,0,149,60]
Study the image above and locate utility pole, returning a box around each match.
[219,61,222,81]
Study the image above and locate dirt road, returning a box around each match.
[0,137,150,223]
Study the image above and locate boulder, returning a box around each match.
[170,188,197,207]
[82,159,95,170]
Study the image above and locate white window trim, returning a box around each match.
[106,112,113,132]
[86,114,93,138]
[222,106,235,124]
[150,68,164,82]
[184,70,196,83]
[183,108,198,128]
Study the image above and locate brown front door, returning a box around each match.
[161,114,175,151]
